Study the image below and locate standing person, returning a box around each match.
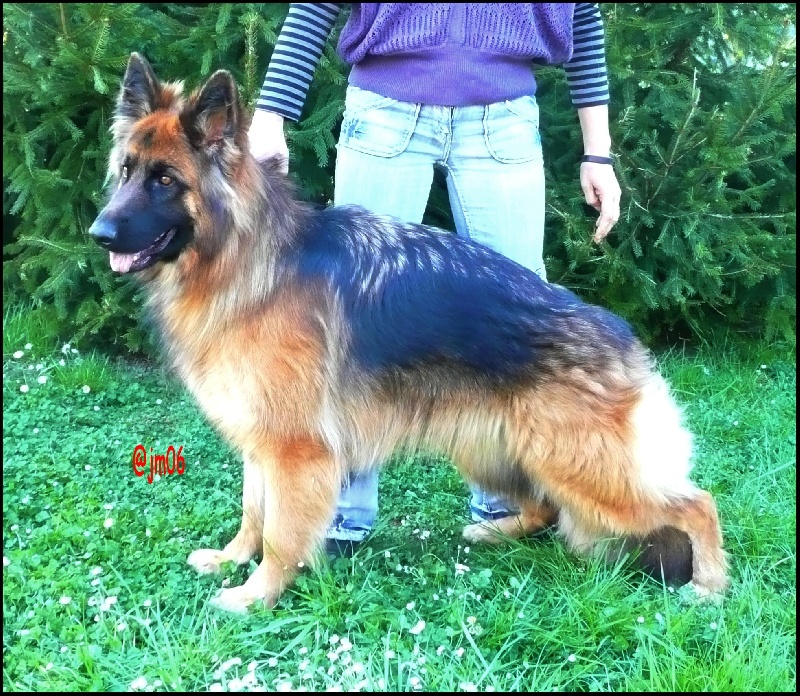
[248,3,622,554]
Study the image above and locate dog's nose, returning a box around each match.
[88,218,118,247]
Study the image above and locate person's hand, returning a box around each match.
[580,162,621,243]
[248,109,289,173]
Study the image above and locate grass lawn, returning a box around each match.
[3,309,796,692]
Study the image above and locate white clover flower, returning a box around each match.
[59,596,72,605]
[267,657,278,667]
[82,385,91,393]
[298,647,308,655]
[93,405,100,411]
[59,359,66,367]
[567,654,576,663]
[459,682,478,692]
[116,622,128,632]
[228,678,243,692]
[339,637,352,651]
[19,384,29,393]
[409,677,421,688]
[31,429,38,435]
[330,634,340,645]
[409,620,426,635]
[104,518,114,529]
[209,684,223,692]
[710,621,718,630]
[455,647,465,658]
[130,677,148,691]
[384,550,391,558]
[3,557,9,567]
[13,350,24,359]
[406,601,415,610]
[220,657,242,672]
[466,616,476,626]
[61,343,71,355]
[455,562,470,575]
[385,649,395,659]
[436,645,446,656]
[24,343,33,350]
[21,495,30,504]
[103,503,114,510]
[156,399,162,405]
[37,375,47,384]
[327,651,339,662]
[637,616,645,624]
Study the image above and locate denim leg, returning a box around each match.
[328,86,441,539]
[326,470,380,541]
[445,96,548,521]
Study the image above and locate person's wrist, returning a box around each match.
[581,154,615,165]
[251,109,285,127]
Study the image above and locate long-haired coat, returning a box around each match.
[89,54,728,612]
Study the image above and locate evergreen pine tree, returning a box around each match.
[3,3,796,349]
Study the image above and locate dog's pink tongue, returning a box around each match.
[109,252,135,273]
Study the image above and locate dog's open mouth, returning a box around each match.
[109,228,177,273]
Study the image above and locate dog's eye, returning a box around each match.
[159,175,173,187]
[121,165,128,180]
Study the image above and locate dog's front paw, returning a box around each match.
[188,548,227,575]
[209,585,266,614]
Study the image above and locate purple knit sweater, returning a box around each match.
[338,3,576,106]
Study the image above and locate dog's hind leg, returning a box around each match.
[188,454,265,575]
[524,374,728,598]
[209,437,340,613]
[462,499,558,545]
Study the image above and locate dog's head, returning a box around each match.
[89,53,248,274]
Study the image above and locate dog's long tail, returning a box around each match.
[610,527,694,586]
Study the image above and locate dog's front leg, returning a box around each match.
[209,437,340,613]
[188,454,265,575]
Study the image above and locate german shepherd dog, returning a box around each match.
[89,54,728,613]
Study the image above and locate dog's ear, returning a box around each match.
[117,53,159,122]
[181,70,243,156]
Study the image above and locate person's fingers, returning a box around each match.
[592,189,621,243]
[581,178,602,212]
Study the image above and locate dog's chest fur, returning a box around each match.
[154,279,328,449]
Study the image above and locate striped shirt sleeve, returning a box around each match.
[256,3,343,121]
[564,3,610,108]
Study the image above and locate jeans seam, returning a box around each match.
[441,162,474,240]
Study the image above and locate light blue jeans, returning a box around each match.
[328,85,547,541]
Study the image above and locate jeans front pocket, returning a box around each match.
[483,94,543,164]
[339,86,420,158]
